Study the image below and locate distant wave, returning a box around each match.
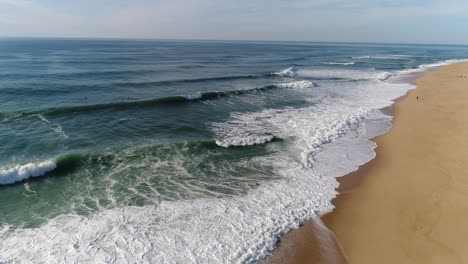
[0,69,158,79]
[351,56,371,59]
[140,75,263,85]
[3,81,319,119]
[272,67,299,77]
[352,55,413,60]
[321,62,355,66]
[279,57,308,63]
[273,67,392,81]
[0,74,266,96]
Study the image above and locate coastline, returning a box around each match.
[264,61,468,263]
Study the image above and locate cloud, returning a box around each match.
[0,0,467,44]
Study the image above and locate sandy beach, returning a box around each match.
[265,62,468,264]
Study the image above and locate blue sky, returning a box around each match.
[0,0,467,44]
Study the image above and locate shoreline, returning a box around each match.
[263,61,468,263]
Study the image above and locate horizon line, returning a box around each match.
[0,36,467,47]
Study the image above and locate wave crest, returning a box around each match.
[0,160,57,185]
[0,155,82,186]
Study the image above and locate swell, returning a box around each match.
[0,69,158,80]
[0,74,265,95]
[2,81,318,119]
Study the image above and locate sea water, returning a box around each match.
[0,39,467,263]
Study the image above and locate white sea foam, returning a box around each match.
[0,160,57,185]
[215,134,275,147]
[274,67,392,80]
[273,66,298,77]
[418,59,468,69]
[276,80,319,89]
[0,157,338,263]
[0,92,408,263]
[213,79,411,162]
[0,67,417,263]
[386,59,468,84]
[352,55,371,59]
[293,68,392,80]
[185,92,203,100]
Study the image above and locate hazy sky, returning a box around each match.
[0,0,467,44]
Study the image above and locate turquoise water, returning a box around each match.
[1,39,467,262]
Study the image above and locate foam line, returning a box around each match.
[36,114,69,139]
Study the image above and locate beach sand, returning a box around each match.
[264,62,468,264]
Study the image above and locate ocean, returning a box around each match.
[0,38,467,263]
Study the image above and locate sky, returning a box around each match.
[0,0,467,44]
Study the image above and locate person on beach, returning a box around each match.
[416,96,419,100]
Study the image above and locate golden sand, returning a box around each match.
[265,62,468,264]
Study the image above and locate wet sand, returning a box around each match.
[264,62,468,264]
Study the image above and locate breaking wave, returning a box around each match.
[212,79,413,162]
[273,67,392,80]
[272,67,299,77]
[0,160,56,185]
[0,155,81,186]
